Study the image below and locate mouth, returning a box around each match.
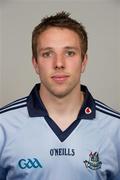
[51,74,70,83]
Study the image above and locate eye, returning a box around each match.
[65,50,76,57]
[41,51,53,58]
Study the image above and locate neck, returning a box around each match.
[39,84,84,117]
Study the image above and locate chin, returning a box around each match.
[49,88,73,98]
[42,81,79,98]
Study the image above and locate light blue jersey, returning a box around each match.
[0,84,120,180]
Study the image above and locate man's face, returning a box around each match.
[32,27,87,98]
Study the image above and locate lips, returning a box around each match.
[51,74,69,83]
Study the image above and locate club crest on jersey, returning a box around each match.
[84,152,102,170]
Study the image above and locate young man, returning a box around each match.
[0,11,120,180]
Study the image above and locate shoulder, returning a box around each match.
[94,99,120,149]
[0,97,29,158]
[0,96,29,138]
[0,96,28,134]
[0,96,28,115]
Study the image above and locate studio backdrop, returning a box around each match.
[0,0,120,111]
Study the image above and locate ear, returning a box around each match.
[81,54,88,73]
[32,57,39,75]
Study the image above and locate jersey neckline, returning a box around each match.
[27,83,96,142]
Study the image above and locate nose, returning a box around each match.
[54,54,65,69]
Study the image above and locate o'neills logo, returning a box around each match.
[50,148,75,156]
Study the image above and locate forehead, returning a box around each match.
[37,27,81,48]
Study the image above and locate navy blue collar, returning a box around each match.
[27,84,96,120]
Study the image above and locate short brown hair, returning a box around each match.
[32,11,88,60]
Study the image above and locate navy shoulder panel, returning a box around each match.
[95,99,120,119]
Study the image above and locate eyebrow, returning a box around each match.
[38,47,53,51]
[64,46,80,51]
[38,46,80,52]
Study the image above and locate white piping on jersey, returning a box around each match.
[0,99,27,113]
[95,100,120,118]
[2,97,27,109]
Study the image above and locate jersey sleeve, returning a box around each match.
[0,125,5,155]
[0,124,6,179]
[114,126,120,180]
